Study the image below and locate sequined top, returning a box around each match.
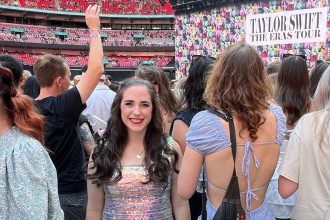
[0,127,63,220]
[102,165,173,220]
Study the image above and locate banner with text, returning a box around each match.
[246,7,327,46]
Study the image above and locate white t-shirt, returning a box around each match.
[279,109,330,220]
[82,84,116,133]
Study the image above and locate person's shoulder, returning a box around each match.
[7,128,46,158]
[178,108,202,117]
[269,102,284,115]
[110,88,117,95]
[176,108,204,126]
[60,86,80,98]
[93,85,116,97]
[294,110,328,135]
[106,88,117,97]
[191,110,216,124]
[187,110,230,154]
[35,96,54,107]
[299,110,328,121]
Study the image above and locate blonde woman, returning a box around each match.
[279,66,330,220]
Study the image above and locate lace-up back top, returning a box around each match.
[186,104,287,219]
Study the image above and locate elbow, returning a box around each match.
[88,63,104,76]
[177,186,192,200]
[278,175,297,199]
[96,65,104,75]
[278,185,296,199]
[278,188,290,199]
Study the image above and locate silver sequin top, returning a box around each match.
[0,127,63,220]
[102,165,173,220]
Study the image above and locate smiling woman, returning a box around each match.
[120,85,153,135]
[86,78,190,220]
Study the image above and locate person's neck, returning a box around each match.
[126,131,146,149]
[0,115,12,137]
[37,87,60,100]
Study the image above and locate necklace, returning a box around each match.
[136,149,144,159]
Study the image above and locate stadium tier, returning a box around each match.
[0,23,174,46]
[0,51,172,68]
[0,0,174,15]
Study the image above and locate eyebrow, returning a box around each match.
[123,100,151,104]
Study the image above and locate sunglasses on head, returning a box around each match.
[191,55,216,65]
[282,53,306,61]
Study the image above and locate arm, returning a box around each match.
[80,122,96,156]
[278,176,298,199]
[171,141,191,220]
[86,154,105,220]
[278,120,302,199]
[171,119,189,153]
[8,140,63,219]
[76,4,104,104]
[177,146,203,200]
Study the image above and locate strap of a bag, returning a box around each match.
[201,167,207,220]
[201,107,238,220]
[205,107,237,166]
[227,113,237,176]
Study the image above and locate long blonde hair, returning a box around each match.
[312,66,330,151]
[313,66,330,111]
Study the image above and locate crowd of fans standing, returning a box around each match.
[0,4,330,220]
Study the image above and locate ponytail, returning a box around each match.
[11,95,44,145]
[0,66,44,145]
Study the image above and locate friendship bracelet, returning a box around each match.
[90,32,101,39]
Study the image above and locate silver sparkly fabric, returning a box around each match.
[0,127,63,220]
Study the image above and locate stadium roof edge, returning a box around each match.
[0,5,175,19]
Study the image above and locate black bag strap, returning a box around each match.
[201,166,207,220]
[205,107,237,167]
[201,107,238,220]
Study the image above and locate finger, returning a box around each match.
[91,4,97,14]
[96,5,101,15]
[86,4,92,14]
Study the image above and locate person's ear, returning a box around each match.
[55,76,62,87]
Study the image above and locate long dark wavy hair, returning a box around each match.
[204,44,272,141]
[88,79,179,187]
[276,55,310,126]
[183,56,214,110]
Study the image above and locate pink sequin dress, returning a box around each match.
[102,165,173,220]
